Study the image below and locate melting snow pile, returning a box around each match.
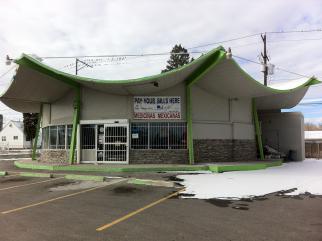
[177,159,322,200]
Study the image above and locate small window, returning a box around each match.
[2,136,6,141]
[13,136,18,140]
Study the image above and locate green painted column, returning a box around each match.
[69,87,81,164]
[186,85,194,165]
[252,98,264,160]
[32,103,43,161]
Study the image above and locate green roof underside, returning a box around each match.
[14,46,320,90]
[0,46,320,113]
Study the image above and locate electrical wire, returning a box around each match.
[0,65,16,79]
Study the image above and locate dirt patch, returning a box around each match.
[167,176,184,182]
[0,177,30,183]
[232,206,249,211]
[206,199,233,207]
[113,185,140,194]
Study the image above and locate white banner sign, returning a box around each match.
[133,96,181,119]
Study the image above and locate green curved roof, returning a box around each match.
[0,46,320,112]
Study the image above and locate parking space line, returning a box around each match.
[1,179,124,215]
[96,188,185,232]
[0,177,65,192]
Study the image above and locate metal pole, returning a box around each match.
[75,58,78,75]
[261,33,268,86]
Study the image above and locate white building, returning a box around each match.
[0,120,31,149]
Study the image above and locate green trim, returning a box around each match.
[14,160,283,173]
[32,103,43,161]
[128,178,173,187]
[69,87,81,164]
[186,85,194,164]
[14,48,320,92]
[65,174,105,182]
[185,48,226,165]
[19,172,53,178]
[252,99,264,160]
[14,47,223,86]
[0,171,8,176]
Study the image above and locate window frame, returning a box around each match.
[42,124,72,150]
[130,122,187,150]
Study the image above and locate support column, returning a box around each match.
[186,85,194,165]
[252,98,264,160]
[32,103,43,161]
[69,87,80,164]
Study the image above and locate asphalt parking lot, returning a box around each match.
[0,161,322,241]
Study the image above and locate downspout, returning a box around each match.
[69,87,81,164]
[252,98,264,160]
[32,103,43,161]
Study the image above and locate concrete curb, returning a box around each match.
[14,160,283,174]
[0,171,8,176]
[19,172,53,178]
[128,178,174,187]
[65,174,106,182]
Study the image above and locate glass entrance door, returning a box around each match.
[97,123,129,163]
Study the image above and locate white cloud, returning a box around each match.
[0,0,322,120]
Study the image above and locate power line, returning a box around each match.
[0,65,16,79]
[40,51,204,59]
[232,54,314,79]
[187,33,261,50]
[268,37,322,43]
[266,29,322,34]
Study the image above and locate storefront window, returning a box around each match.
[57,125,66,149]
[42,124,73,149]
[131,123,148,149]
[131,122,187,150]
[67,125,73,148]
[49,126,57,149]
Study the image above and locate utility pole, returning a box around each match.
[261,33,269,86]
[75,58,93,75]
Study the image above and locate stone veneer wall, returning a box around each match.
[130,150,189,164]
[193,139,257,163]
[40,150,69,164]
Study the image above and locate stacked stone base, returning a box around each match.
[40,150,69,164]
[38,139,256,164]
[130,150,188,164]
[194,139,257,163]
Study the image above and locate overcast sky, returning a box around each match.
[0,0,321,123]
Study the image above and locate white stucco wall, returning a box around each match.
[40,83,254,141]
[191,85,254,140]
[260,111,305,161]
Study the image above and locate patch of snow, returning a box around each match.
[305,131,322,140]
[177,159,322,200]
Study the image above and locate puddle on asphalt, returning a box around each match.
[113,185,140,194]
[206,199,232,207]
[49,181,109,192]
[0,177,30,183]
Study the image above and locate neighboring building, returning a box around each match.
[0,47,320,164]
[0,120,31,149]
[305,131,322,159]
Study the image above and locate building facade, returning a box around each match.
[0,120,31,149]
[0,47,320,164]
